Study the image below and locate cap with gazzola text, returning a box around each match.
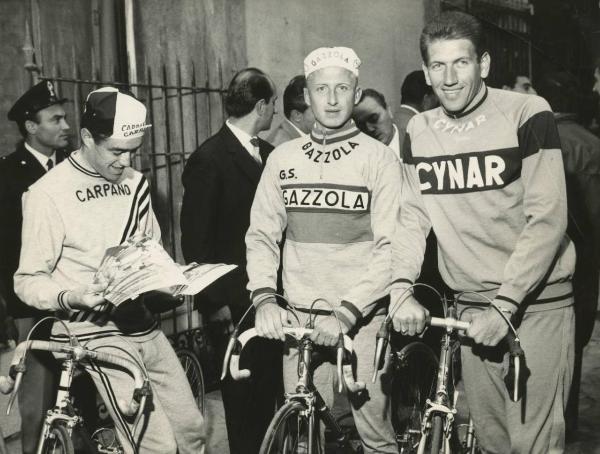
[303,47,361,78]
[81,87,151,139]
[7,80,67,122]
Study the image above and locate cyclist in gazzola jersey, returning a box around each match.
[245,47,401,453]
[391,11,576,453]
[14,87,205,454]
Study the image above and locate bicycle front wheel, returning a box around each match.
[176,348,206,415]
[260,400,315,454]
[39,423,75,454]
[393,341,438,453]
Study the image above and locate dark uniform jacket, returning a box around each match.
[0,142,69,318]
[556,113,600,347]
[180,124,273,320]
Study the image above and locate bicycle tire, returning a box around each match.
[392,341,438,454]
[39,423,75,454]
[176,348,206,415]
[260,400,314,454]
[429,414,443,454]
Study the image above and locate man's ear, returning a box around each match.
[290,109,302,123]
[80,127,95,147]
[255,98,267,117]
[354,86,363,105]
[422,62,432,86]
[24,119,38,135]
[303,87,312,107]
[480,52,491,79]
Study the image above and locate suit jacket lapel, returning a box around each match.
[221,125,262,184]
[15,143,46,181]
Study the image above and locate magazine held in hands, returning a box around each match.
[94,235,236,306]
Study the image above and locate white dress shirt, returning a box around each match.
[24,142,56,171]
[226,119,262,164]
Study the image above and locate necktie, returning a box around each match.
[249,137,262,165]
[46,158,54,171]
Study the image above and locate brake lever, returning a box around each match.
[503,332,529,402]
[220,329,239,380]
[371,319,391,383]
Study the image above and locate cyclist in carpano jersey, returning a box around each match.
[246,46,401,454]
[14,88,205,454]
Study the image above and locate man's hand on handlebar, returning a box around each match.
[391,293,429,336]
[465,303,511,346]
[310,317,349,347]
[255,299,290,341]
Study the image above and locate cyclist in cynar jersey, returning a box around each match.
[14,87,205,454]
[391,11,576,454]
[246,46,401,453]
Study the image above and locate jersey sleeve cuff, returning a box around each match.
[57,290,72,312]
[335,300,363,329]
[251,287,277,308]
[495,286,522,309]
[390,278,414,292]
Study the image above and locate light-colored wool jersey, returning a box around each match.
[14,150,162,340]
[246,122,402,328]
[392,86,575,312]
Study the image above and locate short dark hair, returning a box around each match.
[16,112,40,138]
[420,11,486,64]
[225,67,274,118]
[283,75,308,119]
[401,70,433,105]
[358,88,387,109]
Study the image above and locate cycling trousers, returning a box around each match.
[84,330,205,454]
[460,303,575,454]
[282,312,397,454]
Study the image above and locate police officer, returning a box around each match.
[0,80,70,454]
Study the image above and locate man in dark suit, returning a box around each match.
[0,80,70,454]
[180,67,281,454]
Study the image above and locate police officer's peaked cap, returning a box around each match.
[7,80,67,122]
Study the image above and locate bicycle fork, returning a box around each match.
[417,330,457,454]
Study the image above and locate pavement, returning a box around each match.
[2,319,600,453]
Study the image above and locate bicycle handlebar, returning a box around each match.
[224,327,366,393]
[372,315,526,401]
[0,340,150,417]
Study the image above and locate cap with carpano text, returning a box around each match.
[81,87,151,139]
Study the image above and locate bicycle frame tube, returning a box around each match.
[55,359,75,411]
[289,337,351,453]
[35,359,78,454]
[417,328,457,454]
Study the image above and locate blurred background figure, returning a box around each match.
[353,88,401,158]
[501,72,538,94]
[537,70,600,442]
[395,70,438,154]
[266,75,314,147]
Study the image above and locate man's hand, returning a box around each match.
[255,301,289,341]
[66,282,107,310]
[465,305,510,347]
[391,294,429,336]
[310,317,349,347]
